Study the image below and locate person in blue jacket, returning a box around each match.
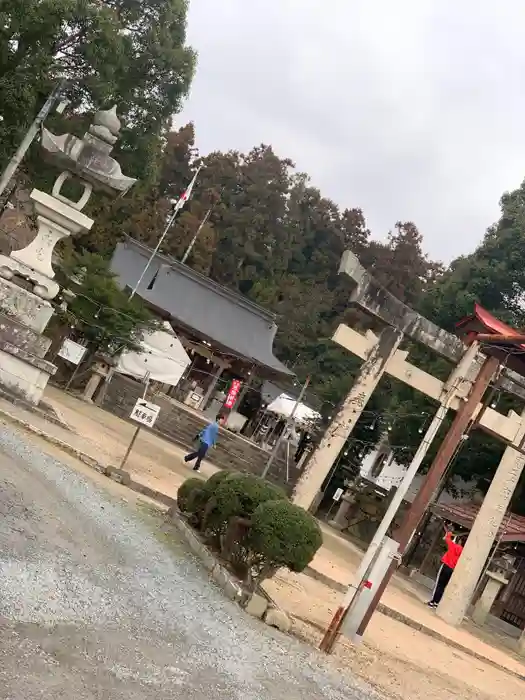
[184,412,226,471]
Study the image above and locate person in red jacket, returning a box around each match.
[428,528,464,608]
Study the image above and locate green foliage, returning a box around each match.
[249,499,322,574]
[55,250,156,353]
[205,470,232,492]
[203,473,287,537]
[179,471,321,589]
[176,477,202,513]
[0,0,195,190]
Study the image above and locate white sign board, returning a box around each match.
[333,487,344,502]
[57,338,87,365]
[130,399,161,428]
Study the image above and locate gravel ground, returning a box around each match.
[0,423,380,699]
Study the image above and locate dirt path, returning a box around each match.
[0,422,377,700]
[264,570,525,700]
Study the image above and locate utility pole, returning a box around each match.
[262,376,310,479]
[0,80,68,207]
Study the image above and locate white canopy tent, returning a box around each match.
[116,322,191,387]
[266,393,321,427]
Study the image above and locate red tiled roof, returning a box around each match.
[455,303,525,375]
[456,303,525,346]
[431,501,525,542]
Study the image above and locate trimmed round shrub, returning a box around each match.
[205,469,232,493]
[177,477,203,513]
[186,485,211,526]
[204,473,287,536]
[249,499,323,574]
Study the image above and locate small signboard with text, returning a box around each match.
[333,487,344,502]
[130,399,161,428]
[57,338,87,366]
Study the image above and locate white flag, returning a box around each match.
[175,165,202,210]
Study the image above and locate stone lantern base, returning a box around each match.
[0,288,57,404]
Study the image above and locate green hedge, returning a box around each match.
[249,499,323,573]
[177,477,202,513]
[203,472,286,536]
[175,471,323,590]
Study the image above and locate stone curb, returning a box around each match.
[0,408,177,509]
[375,605,525,682]
[0,409,104,472]
[301,566,525,682]
[167,508,245,604]
[166,509,293,633]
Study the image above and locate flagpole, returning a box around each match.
[181,207,212,264]
[181,185,224,265]
[128,166,202,300]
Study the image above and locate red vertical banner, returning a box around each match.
[224,379,242,409]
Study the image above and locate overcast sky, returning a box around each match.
[178,0,525,264]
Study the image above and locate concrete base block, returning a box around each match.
[265,607,292,633]
[0,278,54,333]
[105,466,132,486]
[0,343,55,405]
[244,593,269,619]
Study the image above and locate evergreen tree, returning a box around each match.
[0,0,195,187]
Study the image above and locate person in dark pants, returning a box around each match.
[184,413,225,472]
[428,529,464,608]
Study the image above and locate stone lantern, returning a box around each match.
[0,106,136,404]
[471,553,516,627]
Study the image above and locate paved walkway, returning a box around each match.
[1,386,525,697]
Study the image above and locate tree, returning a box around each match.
[81,122,201,255]
[367,222,441,308]
[55,250,156,355]
[0,0,196,189]
[386,181,525,492]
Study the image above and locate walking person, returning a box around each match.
[428,527,464,608]
[184,413,226,472]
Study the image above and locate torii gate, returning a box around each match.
[293,251,525,632]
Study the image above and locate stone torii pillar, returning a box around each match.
[438,407,525,626]
[293,325,403,511]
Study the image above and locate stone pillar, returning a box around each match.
[82,363,109,403]
[438,407,525,626]
[201,363,225,409]
[329,491,358,530]
[292,326,403,511]
[518,628,525,656]
[471,572,508,626]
